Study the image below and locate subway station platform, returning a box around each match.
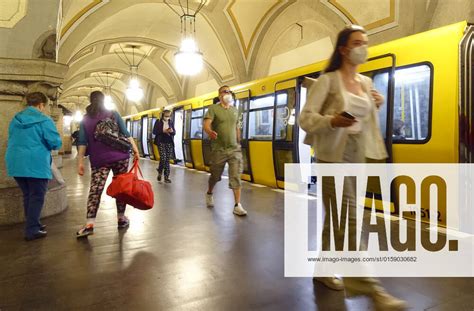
[0,157,473,311]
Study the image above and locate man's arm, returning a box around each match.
[203,118,218,140]
[236,126,241,144]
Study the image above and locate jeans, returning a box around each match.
[14,177,49,238]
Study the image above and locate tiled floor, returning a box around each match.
[0,156,472,310]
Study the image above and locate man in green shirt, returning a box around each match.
[203,85,247,216]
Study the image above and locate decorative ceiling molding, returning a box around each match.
[321,0,399,34]
[225,0,285,59]
[59,0,109,41]
[69,46,96,66]
[61,68,175,102]
[0,0,28,28]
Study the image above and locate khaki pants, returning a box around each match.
[209,147,243,190]
[319,134,382,296]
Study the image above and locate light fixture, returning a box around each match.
[125,66,144,102]
[74,110,83,122]
[104,94,115,110]
[165,0,206,76]
[94,72,118,110]
[115,45,151,103]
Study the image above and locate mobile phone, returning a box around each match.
[340,111,355,120]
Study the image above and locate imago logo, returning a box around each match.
[284,164,474,277]
[319,175,458,252]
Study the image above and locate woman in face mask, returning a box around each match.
[152,110,176,183]
[299,26,406,310]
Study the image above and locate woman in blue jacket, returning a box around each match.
[5,92,62,241]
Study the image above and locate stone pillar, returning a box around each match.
[0,58,69,225]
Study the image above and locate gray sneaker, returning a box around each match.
[205,193,214,207]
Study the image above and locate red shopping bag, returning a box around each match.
[107,160,154,210]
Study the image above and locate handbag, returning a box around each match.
[106,160,154,210]
[94,114,132,152]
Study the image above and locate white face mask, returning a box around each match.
[222,94,234,105]
[349,45,368,65]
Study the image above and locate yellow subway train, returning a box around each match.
[125,21,472,226]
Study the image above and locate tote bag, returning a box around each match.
[106,160,154,210]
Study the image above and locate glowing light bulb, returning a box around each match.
[126,78,144,102]
[74,111,83,122]
[174,38,203,76]
[104,95,115,110]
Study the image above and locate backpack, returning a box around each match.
[94,114,132,153]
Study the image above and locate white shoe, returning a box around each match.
[205,193,214,207]
[233,203,247,216]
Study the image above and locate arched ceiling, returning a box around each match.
[56,0,403,114]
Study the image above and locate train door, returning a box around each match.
[190,107,205,170]
[460,25,474,163]
[202,98,214,171]
[234,90,253,182]
[359,54,397,162]
[248,94,276,187]
[173,108,184,165]
[273,79,298,189]
[140,115,150,158]
[149,116,157,160]
[183,105,194,168]
[132,119,143,156]
[125,118,131,134]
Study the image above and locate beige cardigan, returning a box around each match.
[299,71,388,162]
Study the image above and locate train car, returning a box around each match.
[126,21,473,224]
[124,109,162,160]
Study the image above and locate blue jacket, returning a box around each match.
[5,107,62,179]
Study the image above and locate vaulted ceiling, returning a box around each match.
[55,0,403,115]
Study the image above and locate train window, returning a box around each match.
[202,107,209,140]
[192,109,203,118]
[183,109,192,139]
[151,118,157,140]
[249,110,274,140]
[190,108,204,139]
[373,64,432,142]
[249,95,274,140]
[191,118,203,139]
[235,98,249,139]
[132,120,140,139]
[275,89,296,141]
[250,95,274,110]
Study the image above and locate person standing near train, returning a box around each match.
[203,85,247,216]
[5,92,62,241]
[299,25,406,310]
[152,109,175,183]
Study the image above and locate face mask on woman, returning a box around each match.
[222,94,234,105]
[349,45,368,65]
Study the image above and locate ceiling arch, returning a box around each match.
[56,0,407,114]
